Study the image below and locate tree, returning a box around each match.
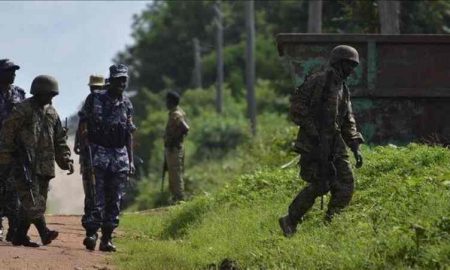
[378,0,400,34]
[308,0,323,33]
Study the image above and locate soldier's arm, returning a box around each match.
[0,106,26,164]
[341,99,364,147]
[126,100,137,173]
[77,94,94,146]
[54,115,73,171]
[289,78,320,137]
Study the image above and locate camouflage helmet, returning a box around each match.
[30,75,59,96]
[329,45,359,65]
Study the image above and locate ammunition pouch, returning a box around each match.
[88,121,129,148]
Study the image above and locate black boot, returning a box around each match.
[34,217,58,245]
[12,221,39,248]
[83,230,98,251]
[6,216,17,242]
[99,228,116,252]
[278,214,298,238]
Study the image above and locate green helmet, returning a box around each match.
[30,75,59,96]
[329,45,359,65]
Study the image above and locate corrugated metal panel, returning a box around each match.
[277,34,450,144]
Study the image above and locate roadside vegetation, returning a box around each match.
[117,133,450,269]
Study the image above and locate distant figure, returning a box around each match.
[279,45,364,237]
[0,59,25,242]
[164,91,189,203]
[78,64,136,252]
[88,75,105,94]
[0,75,74,247]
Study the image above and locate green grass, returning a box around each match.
[114,144,450,269]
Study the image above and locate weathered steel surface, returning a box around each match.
[276,34,450,144]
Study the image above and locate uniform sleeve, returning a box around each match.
[0,106,26,164]
[126,99,137,133]
[78,94,94,122]
[341,99,364,146]
[54,115,72,169]
[289,78,321,137]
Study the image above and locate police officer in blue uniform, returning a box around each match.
[77,64,136,252]
[0,59,25,242]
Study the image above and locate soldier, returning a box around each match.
[0,75,74,247]
[0,59,26,242]
[279,45,364,237]
[164,91,189,203]
[78,64,135,252]
[88,75,105,94]
[74,75,106,155]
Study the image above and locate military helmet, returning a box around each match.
[30,75,59,96]
[329,45,359,65]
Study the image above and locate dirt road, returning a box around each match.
[0,215,115,270]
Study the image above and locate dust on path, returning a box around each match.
[0,215,115,270]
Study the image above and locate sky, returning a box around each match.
[0,1,150,118]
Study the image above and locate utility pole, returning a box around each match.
[214,0,224,114]
[193,37,202,88]
[378,0,400,34]
[245,0,256,136]
[307,0,323,33]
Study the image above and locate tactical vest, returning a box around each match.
[87,93,130,148]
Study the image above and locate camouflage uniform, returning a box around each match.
[0,95,72,243]
[280,45,364,236]
[78,89,135,238]
[164,105,189,201]
[0,85,25,240]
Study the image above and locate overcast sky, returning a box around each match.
[0,1,149,118]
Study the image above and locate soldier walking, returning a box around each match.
[0,75,74,246]
[77,64,136,252]
[279,45,364,237]
[164,91,189,203]
[0,59,25,242]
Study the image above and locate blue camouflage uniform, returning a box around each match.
[78,89,135,234]
[0,84,25,238]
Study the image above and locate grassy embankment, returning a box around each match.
[115,114,450,269]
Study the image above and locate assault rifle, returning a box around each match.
[317,70,338,210]
[161,155,167,193]
[84,144,97,206]
[21,148,36,206]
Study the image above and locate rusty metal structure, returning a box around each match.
[276,34,450,145]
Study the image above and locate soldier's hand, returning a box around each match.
[350,140,363,168]
[129,163,136,176]
[67,160,74,175]
[354,150,363,168]
[74,144,81,155]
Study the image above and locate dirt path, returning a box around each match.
[0,215,115,270]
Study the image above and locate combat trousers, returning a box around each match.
[81,167,126,234]
[288,153,354,224]
[16,174,51,222]
[165,146,185,201]
[0,168,20,236]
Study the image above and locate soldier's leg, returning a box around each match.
[4,190,19,242]
[166,147,185,202]
[82,167,106,250]
[326,156,354,222]
[100,171,126,252]
[280,156,328,236]
[31,176,59,245]
[13,174,42,247]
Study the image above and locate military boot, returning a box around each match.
[278,214,298,238]
[6,216,17,242]
[83,230,98,251]
[12,222,39,247]
[34,217,58,245]
[99,228,116,252]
